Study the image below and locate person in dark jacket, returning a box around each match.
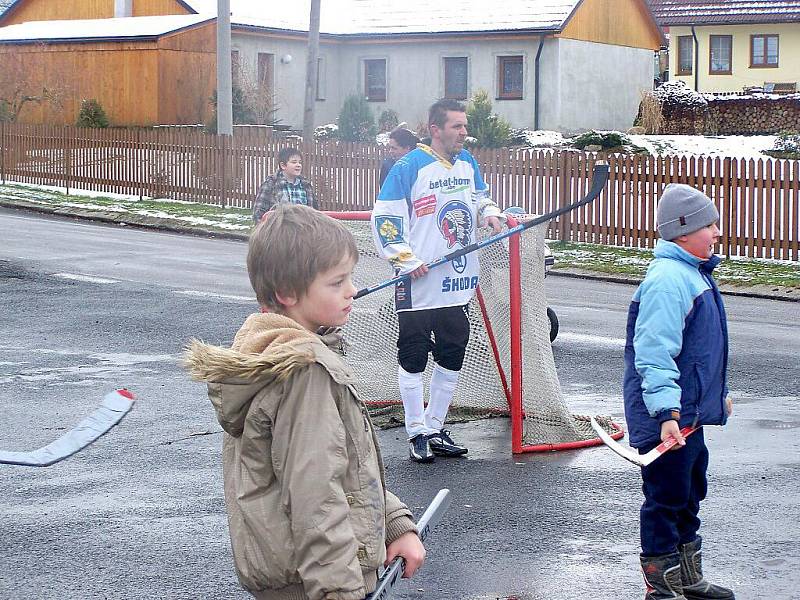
[379,127,420,188]
[624,183,735,600]
[252,147,316,223]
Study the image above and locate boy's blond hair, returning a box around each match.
[247,204,358,309]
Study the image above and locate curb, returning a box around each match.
[2,199,797,303]
[548,270,799,303]
[0,198,250,242]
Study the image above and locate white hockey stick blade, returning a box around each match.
[590,417,699,468]
[0,389,136,467]
[366,488,452,600]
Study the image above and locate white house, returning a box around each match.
[0,0,664,132]
[213,0,664,133]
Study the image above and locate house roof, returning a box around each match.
[185,0,585,35]
[646,0,800,26]
[0,14,213,43]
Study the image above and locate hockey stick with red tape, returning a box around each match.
[354,161,609,300]
[590,417,699,467]
[0,389,136,467]
[366,488,451,600]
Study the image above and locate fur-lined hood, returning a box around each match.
[184,313,351,437]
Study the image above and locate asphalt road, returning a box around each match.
[1,208,798,600]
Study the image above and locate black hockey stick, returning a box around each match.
[365,488,452,600]
[354,161,609,300]
[0,389,136,467]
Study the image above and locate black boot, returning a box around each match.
[641,553,687,599]
[679,536,735,599]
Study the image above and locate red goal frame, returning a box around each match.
[326,211,623,454]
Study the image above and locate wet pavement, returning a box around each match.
[1,209,798,599]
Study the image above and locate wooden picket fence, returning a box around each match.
[1,123,798,260]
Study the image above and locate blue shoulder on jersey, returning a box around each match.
[457,149,488,192]
[377,149,438,202]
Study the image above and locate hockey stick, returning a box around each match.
[590,417,699,467]
[0,389,136,467]
[354,161,610,300]
[365,488,452,600]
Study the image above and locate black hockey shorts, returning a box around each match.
[397,305,470,373]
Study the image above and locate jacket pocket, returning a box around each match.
[345,487,386,571]
[692,364,704,417]
[342,385,375,462]
[232,496,299,590]
[677,365,701,422]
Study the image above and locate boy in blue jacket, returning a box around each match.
[624,184,735,600]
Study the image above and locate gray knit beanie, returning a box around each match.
[657,184,719,241]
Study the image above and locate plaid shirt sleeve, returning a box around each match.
[304,179,317,209]
[253,176,277,223]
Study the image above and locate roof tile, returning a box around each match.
[645,0,800,25]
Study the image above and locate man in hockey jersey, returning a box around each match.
[371,98,504,463]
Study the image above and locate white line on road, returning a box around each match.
[174,290,255,303]
[555,331,626,348]
[53,272,119,284]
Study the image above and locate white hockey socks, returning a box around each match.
[398,366,426,438]
[425,363,460,432]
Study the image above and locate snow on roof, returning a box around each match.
[646,0,800,26]
[184,0,582,35]
[0,13,213,42]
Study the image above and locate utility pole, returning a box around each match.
[302,0,321,141]
[216,0,233,135]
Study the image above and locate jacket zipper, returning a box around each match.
[361,405,369,432]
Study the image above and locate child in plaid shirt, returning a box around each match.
[253,147,317,222]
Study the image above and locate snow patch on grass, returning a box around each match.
[512,131,778,159]
[61,202,127,212]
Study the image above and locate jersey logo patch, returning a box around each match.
[375,215,404,247]
[452,254,468,274]
[413,195,437,217]
[437,200,473,249]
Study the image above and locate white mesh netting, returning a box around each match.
[338,215,620,449]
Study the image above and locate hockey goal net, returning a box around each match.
[328,211,623,453]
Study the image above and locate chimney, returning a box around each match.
[114,0,133,18]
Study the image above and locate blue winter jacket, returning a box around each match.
[623,240,729,448]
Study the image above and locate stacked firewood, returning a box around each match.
[654,91,800,135]
[706,95,800,135]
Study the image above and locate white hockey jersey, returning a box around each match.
[371,144,502,312]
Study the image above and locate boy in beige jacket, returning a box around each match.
[185,204,425,600]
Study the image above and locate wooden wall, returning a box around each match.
[1,0,190,25]
[1,0,113,23]
[0,42,160,124]
[560,0,663,50]
[157,23,217,124]
[0,23,215,126]
[133,0,191,17]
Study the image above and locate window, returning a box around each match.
[316,57,326,100]
[257,53,274,91]
[364,59,386,102]
[709,35,732,74]
[256,53,275,117]
[677,36,693,75]
[751,34,779,68]
[444,57,468,100]
[231,50,239,78]
[231,50,241,83]
[498,55,523,99]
